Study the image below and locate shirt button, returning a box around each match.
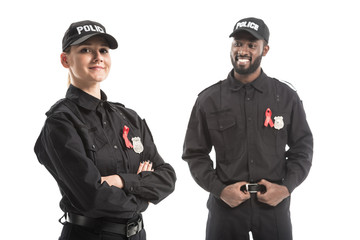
[114,145,118,149]
[248,117,252,121]
[130,186,134,192]
[250,159,254,164]
[246,97,251,101]
[103,121,107,125]
[92,145,96,149]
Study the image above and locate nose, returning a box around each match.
[238,46,249,56]
[236,43,253,56]
[93,51,103,63]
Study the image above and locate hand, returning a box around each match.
[101,175,124,189]
[220,182,250,208]
[256,179,290,206]
[137,161,154,174]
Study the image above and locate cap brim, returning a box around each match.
[229,29,265,42]
[71,33,118,49]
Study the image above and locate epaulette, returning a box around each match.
[198,80,223,96]
[45,98,67,116]
[107,101,125,112]
[109,101,125,108]
[278,79,297,92]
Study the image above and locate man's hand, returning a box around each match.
[257,179,290,206]
[220,182,250,208]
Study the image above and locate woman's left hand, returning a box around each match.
[137,161,154,174]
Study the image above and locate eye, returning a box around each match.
[233,41,242,47]
[100,48,109,54]
[248,43,257,49]
[80,48,91,53]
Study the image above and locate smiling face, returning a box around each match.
[230,31,269,82]
[61,36,111,87]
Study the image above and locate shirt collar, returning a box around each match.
[228,69,267,93]
[66,84,108,111]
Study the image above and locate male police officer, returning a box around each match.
[182,17,313,240]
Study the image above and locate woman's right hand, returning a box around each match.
[101,175,124,188]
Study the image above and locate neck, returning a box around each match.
[234,67,261,84]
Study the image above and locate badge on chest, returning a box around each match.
[264,108,284,130]
[274,116,284,130]
[122,125,144,154]
[132,137,144,154]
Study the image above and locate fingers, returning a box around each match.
[137,162,144,174]
[137,161,154,174]
[220,182,251,208]
[146,161,153,171]
[100,175,124,189]
[258,179,271,187]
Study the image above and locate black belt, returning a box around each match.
[240,183,266,193]
[65,213,143,237]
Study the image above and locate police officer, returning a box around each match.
[34,20,176,240]
[182,17,313,240]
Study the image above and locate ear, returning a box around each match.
[262,44,270,57]
[60,53,70,68]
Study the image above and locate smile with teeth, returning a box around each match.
[236,55,251,64]
[238,59,250,63]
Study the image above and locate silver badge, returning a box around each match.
[131,137,144,154]
[274,116,284,130]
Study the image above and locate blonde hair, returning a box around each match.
[67,74,71,87]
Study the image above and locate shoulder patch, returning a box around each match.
[198,80,223,96]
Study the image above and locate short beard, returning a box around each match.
[231,54,263,75]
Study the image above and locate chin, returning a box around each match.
[92,76,108,82]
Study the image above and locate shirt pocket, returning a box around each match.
[261,112,289,156]
[77,126,107,165]
[206,112,239,159]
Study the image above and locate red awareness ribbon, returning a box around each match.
[264,108,274,128]
[122,125,133,149]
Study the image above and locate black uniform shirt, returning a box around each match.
[35,85,176,220]
[182,70,313,198]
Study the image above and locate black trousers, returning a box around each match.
[206,194,292,240]
[59,223,146,240]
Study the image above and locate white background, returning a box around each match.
[1,0,359,239]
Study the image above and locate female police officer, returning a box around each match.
[34,20,176,240]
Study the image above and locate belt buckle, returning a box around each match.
[126,218,142,237]
[246,183,258,193]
